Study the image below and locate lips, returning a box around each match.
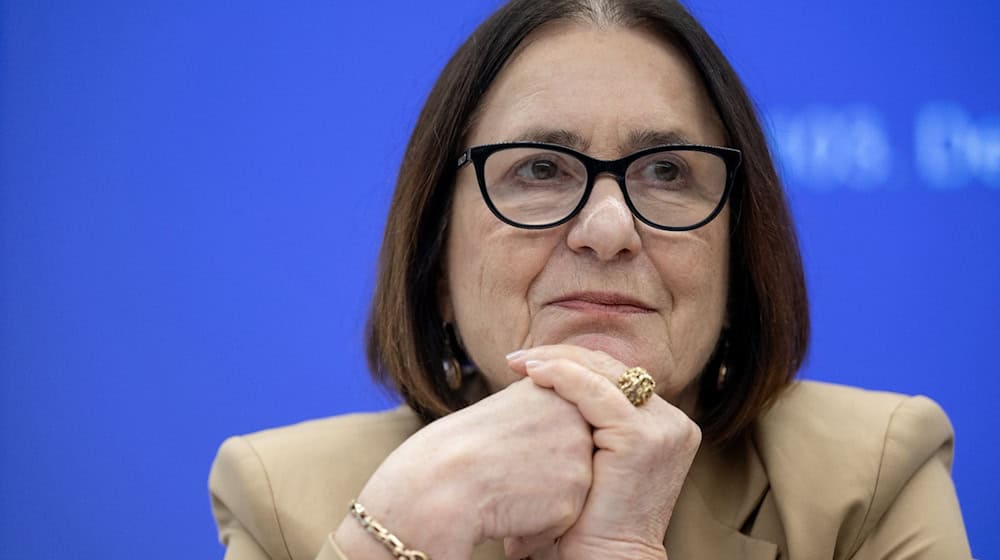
[548,291,655,314]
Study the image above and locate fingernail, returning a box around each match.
[505,349,526,360]
[525,359,544,370]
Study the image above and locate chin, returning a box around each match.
[558,333,645,368]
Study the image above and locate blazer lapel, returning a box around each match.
[665,436,781,559]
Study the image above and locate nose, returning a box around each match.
[566,176,642,260]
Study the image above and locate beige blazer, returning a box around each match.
[209,381,972,559]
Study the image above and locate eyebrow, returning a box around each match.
[505,127,590,151]
[502,127,695,154]
[624,129,694,152]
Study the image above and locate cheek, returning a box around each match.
[666,238,727,305]
[446,190,523,311]
[444,185,556,382]
[647,218,729,348]
[669,215,729,309]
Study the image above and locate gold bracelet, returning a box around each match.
[348,500,430,560]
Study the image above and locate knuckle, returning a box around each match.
[548,357,576,372]
[646,424,672,448]
[582,368,612,394]
[634,410,702,453]
[552,499,578,528]
[565,454,591,485]
[594,349,624,369]
[684,421,703,449]
[661,417,702,452]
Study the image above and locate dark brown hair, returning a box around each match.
[366,0,809,443]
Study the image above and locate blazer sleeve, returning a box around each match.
[848,396,972,559]
[209,436,351,560]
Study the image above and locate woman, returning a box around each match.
[209,1,971,558]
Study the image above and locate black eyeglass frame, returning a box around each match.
[456,141,743,232]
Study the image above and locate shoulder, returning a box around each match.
[208,407,423,560]
[221,405,423,464]
[756,380,954,465]
[757,380,954,445]
[753,380,956,557]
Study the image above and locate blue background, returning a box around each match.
[1,1,997,558]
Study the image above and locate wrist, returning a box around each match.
[561,536,668,560]
[369,424,490,544]
[335,412,497,558]
[342,449,482,559]
[336,493,476,560]
[333,514,396,560]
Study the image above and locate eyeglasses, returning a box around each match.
[456,142,742,231]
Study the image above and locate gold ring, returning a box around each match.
[618,367,655,407]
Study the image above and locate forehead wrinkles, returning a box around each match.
[463,20,578,138]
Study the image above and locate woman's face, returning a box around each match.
[443,23,730,413]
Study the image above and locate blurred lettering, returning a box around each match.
[769,105,892,191]
[767,103,999,191]
[915,103,1000,189]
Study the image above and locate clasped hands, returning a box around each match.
[347,344,702,560]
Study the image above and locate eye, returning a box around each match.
[650,161,679,182]
[515,158,561,181]
[634,154,690,188]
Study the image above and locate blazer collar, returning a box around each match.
[664,435,780,559]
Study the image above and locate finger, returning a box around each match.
[507,344,626,381]
[503,536,528,559]
[524,358,642,428]
[503,533,559,559]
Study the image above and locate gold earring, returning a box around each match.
[717,362,729,390]
[443,323,463,390]
[444,356,462,390]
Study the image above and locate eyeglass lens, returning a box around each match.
[482,147,728,228]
